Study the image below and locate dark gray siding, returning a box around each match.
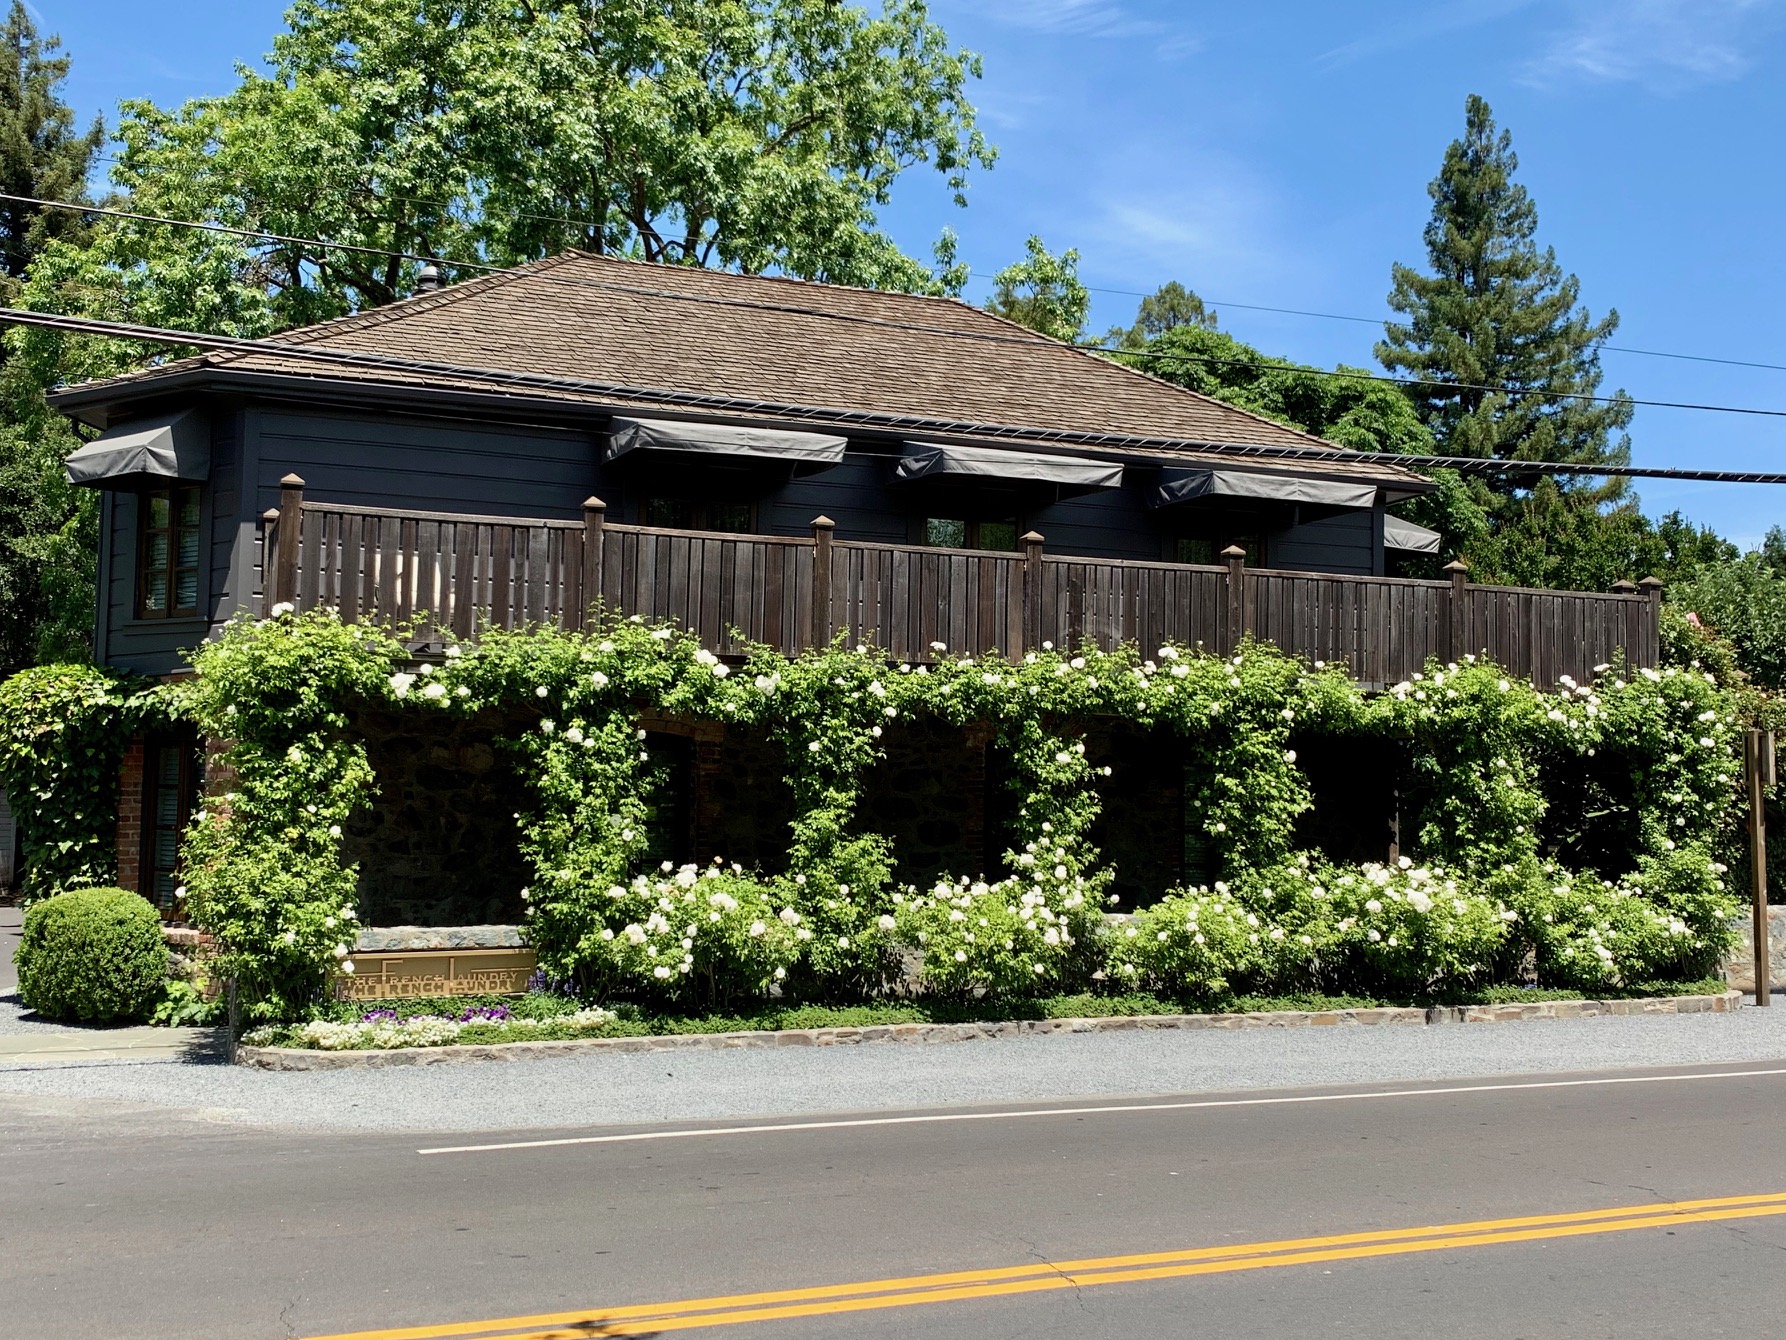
[251,408,599,520]
[1266,509,1380,576]
[759,453,909,543]
[1025,485,1162,561]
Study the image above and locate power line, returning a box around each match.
[13,305,1786,486]
[14,192,1786,421]
[990,279,1786,374]
[78,162,1786,375]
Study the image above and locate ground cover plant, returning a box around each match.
[1,607,1749,1031]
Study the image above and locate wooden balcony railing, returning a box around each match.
[262,476,1661,687]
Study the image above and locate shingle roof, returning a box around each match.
[56,250,1426,486]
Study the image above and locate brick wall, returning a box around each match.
[114,734,146,895]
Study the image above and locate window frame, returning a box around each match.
[135,485,204,621]
[640,497,756,534]
[141,736,200,913]
[921,516,1020,552]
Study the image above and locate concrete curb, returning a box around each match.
[234,989,1745,1070]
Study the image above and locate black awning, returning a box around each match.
[1151,465,1378,511]
[896,441,1123,489]
[605,416,847,469]
[1384,515,1442,555]
[64,409,210,489]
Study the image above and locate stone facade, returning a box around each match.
[859,718,993,888]
[340,707,535,927]
[1726,905,1786,992]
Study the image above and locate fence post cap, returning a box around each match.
[1020,530,1045,545]
[1220,544,1247,559]
[582,496,606,513]
[1610,579,1638,593]
[810,515,836,531]
[279,473,306,488]
[1443,559,1469,575]
[261,508,280,521]
[1638,575,1664,590]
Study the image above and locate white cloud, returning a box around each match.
[976,1,1202,53]
[1523,0,1783,90]
[1082,149,1310,293]
[1315,0,1541,70]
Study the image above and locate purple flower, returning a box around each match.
[359,1009,399,1023]
[455,1005,512,1023]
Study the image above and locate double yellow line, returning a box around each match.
[308,1190,1786,1339]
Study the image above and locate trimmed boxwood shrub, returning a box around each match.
[16,887,168,1024]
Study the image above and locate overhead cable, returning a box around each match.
[13,192,1786,421]
[12,306,1786,485]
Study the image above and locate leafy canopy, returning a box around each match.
[1106,279,1217,349]
[984,235,1088,344]
[32,0,993,332]
[0,1,102,676]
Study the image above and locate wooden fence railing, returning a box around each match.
[263,477,1661,686]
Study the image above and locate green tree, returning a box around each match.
[1106,279,1216,349]
[984,235,1088,343]
[1118,323,1486,570]
[0,3,101,677]
[1378,94,1636,587]
[0,2,101,285]
[34,0,993,332]
[1670,554,1786,693]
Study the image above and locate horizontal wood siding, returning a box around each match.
[281,502,1658,683]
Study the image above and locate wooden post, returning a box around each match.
[259,509,280,614]
[275,474,305,608]
[1444,559,1470,664]
[1609,579,1636,594]
[581,497,605,630]
[810,515,835,648]
[1749,728,1773,1006]
[1222,544,1248,653]
[1021,530,1045,654]
[1638,575,1664,668]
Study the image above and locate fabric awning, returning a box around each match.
[604,416,847,469]
[1151,465,1378,511]
[896,441,1123,489]
[1384,515,1442,555]
[64,409,210,488]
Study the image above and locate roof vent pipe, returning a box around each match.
[414,262,442,294]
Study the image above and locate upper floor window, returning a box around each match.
[923,518,1017,551]
[138,486,201,619]
[643,498,753,533]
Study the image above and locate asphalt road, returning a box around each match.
[5,1061,1786,1339]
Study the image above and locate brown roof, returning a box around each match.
[57,251,1425,486]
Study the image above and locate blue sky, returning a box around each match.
[37,0,1786,546]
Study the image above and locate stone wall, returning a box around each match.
[1085,724,1187,910]
[340,707,534,927]
[860,718,991,889]
[1727,905,1786,992]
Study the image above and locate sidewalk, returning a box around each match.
[0,906,225,1066]
[0,1026,223,1065]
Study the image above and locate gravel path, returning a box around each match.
[2,1004,1786,1134]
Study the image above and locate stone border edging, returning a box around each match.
[234,989,1744,1070]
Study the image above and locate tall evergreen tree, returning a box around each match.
[0,2,100,676]
[0,2,101,284]
[1378,94,1636,588]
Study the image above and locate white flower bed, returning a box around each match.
[244,1007,615,1051]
